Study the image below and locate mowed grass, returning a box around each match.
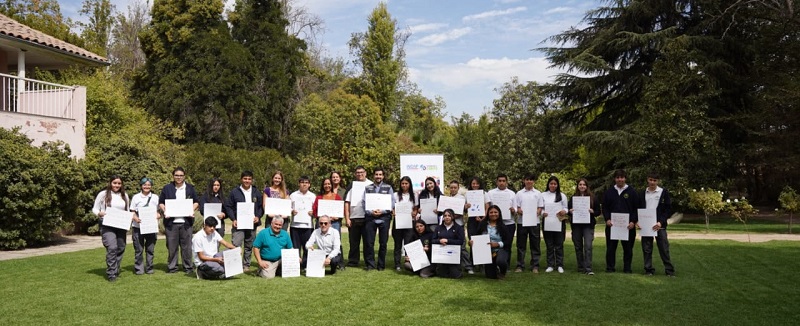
[668,215,795,234]
[2,231,799,325]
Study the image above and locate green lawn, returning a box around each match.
[2,234,799,325]
[667,215,795,234]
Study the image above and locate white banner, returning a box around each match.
[400,154,444,191]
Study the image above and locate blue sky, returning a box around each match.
[62,0,602,119]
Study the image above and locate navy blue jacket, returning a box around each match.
[602,185,639,223]
[432,223,465,246]
[158,182,199,227]
[638,188,672,228]
[225,186,265,227]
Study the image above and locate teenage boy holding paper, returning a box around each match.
[225,170,264,273]
[602,169,639,273]
[638,172,675,277]
[159,167,200,275]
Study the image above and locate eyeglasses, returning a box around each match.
[173,174,185,177]
[319,222,329,225]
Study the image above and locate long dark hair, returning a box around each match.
[397,176,416,203]
[413,219,430,235]
[204,177,224,201]
[320,178,333,195]
[573,178,593,206]
[104,175,129,209]
[419,177,442,199]
[547,176,563,202]
[441,209,456,225]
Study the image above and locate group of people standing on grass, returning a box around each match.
[92,165,675,282]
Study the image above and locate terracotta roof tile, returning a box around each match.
[0,13,108,64]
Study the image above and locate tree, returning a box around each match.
[108,0,149,78]
[77,0,115,56]
[229,0,307,150]
[134,0,260,146]
[484,77,576,186]
[348,2,408,122]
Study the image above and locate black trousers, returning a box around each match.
[516,225,541,270]
[605,226,636,272]
[642,228,675,275]
[347,219,366,266]
[484,249,509,279]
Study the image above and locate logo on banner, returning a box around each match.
[405,164,439,171]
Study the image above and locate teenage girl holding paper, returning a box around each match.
[392,176,417,271]
[130,177,161,275]
[92,175,130,282]
[541,176,568,274]
[568,178,597,275]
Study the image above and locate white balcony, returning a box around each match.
[0,73,86,158]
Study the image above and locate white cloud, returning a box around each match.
[408,23,448,34]
[462,6,527,22]
[544,6,573,15]
[416,27,472,46]
[410,57,560,90]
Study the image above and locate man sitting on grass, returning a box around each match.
[193,217,237,280]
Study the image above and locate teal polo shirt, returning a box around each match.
[253,228,293,261]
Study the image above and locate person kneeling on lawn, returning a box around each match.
[305,216,343,274]
[253,217,296,278]
[193,217,237,279]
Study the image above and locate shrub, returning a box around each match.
[0,129,83,249]
[688,188,726,232]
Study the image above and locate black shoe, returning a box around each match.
[347,262,358,267]
[166,270,178,274]
[365,267,375,271]
[377,267,385,271]
[623,270,633,274]
[108,276,117,282]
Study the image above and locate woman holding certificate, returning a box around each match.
[568,178,597,275]
[465,177,489,237]
[330,171,347,200]
[403,219,435,278]
[541,176,569,274]
[313,178,343,229]
[92,175,130,282]
[263,171,289,230]
[130,177,160,275]
[432,209,465,278]
[471,205,512,279]
[199,178,226,237]
[392,176,416,271]
[416,177,443,231]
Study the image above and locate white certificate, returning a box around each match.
[293,198,313,224]
[403,240,430,272]
[102,207,133,230]
[348,181,368,206]
[437,196,466,214]
[394,201,414,229]
[470,235,493,265]
[544,203,563,232]
[638,208,658,237]
[264,198,292,216]
[165,198,194,217]
[521,200,539,227]
[137,206,159,235]
[281,249,301,278]
[572,196,591,224]
[419,198,439,225]
[431,244,461,264]
[365,193,392,211]
[492,192,513,220]
[305,249,327,278]
[236,202,255,230]
[317,199,344,218]
[203,203,222,227]
[223,247,243,278]
[610,213,630,240]
[466,190,486,217]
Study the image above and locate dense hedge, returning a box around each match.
[0,128,83,249]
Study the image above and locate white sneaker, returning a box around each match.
[558,267,564,274]
[545,267,554,273]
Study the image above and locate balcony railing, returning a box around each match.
[0,73,77,120]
